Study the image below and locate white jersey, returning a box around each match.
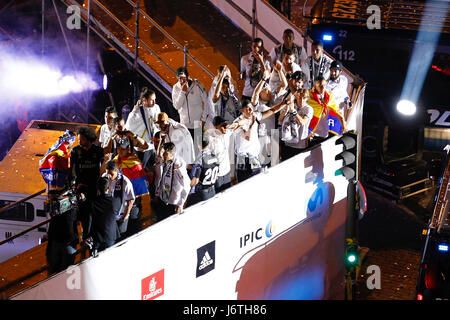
[240,52,271,97]
[302,55,333,89]
[268,62,301,94]
[99,124,115,149]
[102,172,135,218]
[207,128,233,177]
[160,119,195,165]
[269,43,307,67]
[172,79,209,129]
[125,103,161,151]
[233,112,262,158]
[282,104,314,149]
[154,156,191,207]
[326,75,349,116]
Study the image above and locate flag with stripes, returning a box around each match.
[307,89,344,137]
[39,130,76,188]
[115,153,149,197]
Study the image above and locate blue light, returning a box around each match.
[323,34,333,41]
[438,244,448,252]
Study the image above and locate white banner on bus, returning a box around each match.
[12,136,349,300]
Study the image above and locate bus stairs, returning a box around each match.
[57,0,252,100]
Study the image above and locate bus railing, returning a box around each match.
[80,0,214,83]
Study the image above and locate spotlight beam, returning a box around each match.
[400,0,449,105]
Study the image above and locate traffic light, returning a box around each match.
[335,131,358,181]
[345,239,359,269]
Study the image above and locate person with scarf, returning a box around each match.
[302,40,333,90]
[153,142,191,221]
[209,65,241,129]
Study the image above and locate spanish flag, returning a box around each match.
[114,153,149,197]
[39,130,76,188]
[307,89,344,138]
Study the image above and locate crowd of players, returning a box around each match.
[46,29,353,273]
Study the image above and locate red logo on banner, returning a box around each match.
[141,269,164,300]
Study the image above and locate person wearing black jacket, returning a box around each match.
[88,177,121,252]
[70,126,104,238]
[45,191,78,275]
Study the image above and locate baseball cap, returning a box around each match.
[330,60,343,70]
[212,116,228,127]
[155,112,169,124]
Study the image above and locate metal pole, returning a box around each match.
[135,2,139,68]
[252,0,256,39]
[41,0,45,57]
[87,0,90,75]
[184,46,188,68]
[86,0,91,123]
[287,0,291,20]
[134,2,140,107]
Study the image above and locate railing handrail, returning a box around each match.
[0,218,51,248]
[261,0,307,38]
[88,0,214,79]
[0,189,46,215]
[130,0,215,78]
[0,188,48,248]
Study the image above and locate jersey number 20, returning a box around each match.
[203,167,219,185]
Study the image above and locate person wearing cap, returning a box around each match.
[154,142,191,220]
[269,28,307,68]
[207,116,243,192]
[326,60,350,118]
[171,67,210,138]
[301,40,333,90]
[124,87,161,171]
[186,133,220,207]
[154,112,195,165]
[209,65,241,128]
[232,98,289,182]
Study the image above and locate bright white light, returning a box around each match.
[0,50,99,101]
[103,74,108,90]
[323,34,333,41]
[396,99,417,116]
[438,244,449,252]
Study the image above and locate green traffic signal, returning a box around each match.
[347,253,357,264]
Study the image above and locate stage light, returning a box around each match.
[322,34,333,41]
[0,47,99,102]
[438,244,449,252]
[396,100,417,116]
[103,74,108,90]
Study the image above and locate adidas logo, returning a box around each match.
[198,251,213,271]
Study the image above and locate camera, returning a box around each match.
[45,187,84,217]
